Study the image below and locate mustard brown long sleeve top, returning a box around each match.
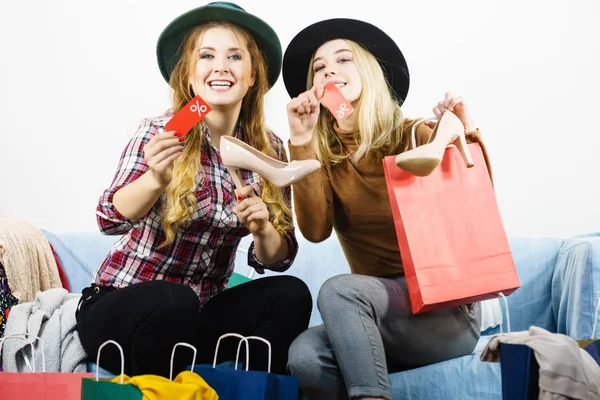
[288,118,493,277]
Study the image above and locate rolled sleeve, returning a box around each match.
[247,228,299,274]
[96,120,156,235]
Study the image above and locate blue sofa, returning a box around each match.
[42,230,600,399]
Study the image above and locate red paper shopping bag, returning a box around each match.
[0,372,92,399]
[0,334,92,399]
[383,142,520,314]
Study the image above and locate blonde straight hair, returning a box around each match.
[309,40,409,165]
[160,21,293,247]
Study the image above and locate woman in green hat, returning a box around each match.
[75,2,312,378]
[283,18,493,400]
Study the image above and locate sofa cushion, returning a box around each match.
[252,234,564,332]
[42,231,118,295]
[44,230,568,336]
[43,231,254,295]
[389,336,501,399]
[241,234,350,328]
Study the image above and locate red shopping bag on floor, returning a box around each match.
[0,334,92,399]
[383,133,520,314]
[0,372,92,399]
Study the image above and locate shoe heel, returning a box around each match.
[453,133,474,168]
[226,166,245,191]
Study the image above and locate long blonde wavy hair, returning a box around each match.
[160,21,293,247]
[309,40,409,165]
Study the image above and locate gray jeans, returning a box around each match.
[287,274,481,400]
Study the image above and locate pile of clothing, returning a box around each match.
[0,216,86,372]
[482,326,600,399]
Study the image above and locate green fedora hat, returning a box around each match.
[156,2,282,88]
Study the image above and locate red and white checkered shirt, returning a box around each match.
[94,112,298,307]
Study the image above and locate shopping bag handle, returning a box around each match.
[18,334,46,373]
[169,342,197,381]
[410,117,437,150]
[217,333,272,373]
[0,334,46,372]
[592,297,599,339]
[96,340,125,383]
[0,335,43,372]
[214,333,249,371]
[498,293,511,334]
[243,336,272,373]
[495,295,597,338]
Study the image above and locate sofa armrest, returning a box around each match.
[552,233,600,340]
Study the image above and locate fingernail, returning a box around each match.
[178,137,184,142]
[180,143,185,147]
[173,132,179,137]
[237,196,242,201]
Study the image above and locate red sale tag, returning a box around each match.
[165,95,212,136]
[320,82,354,122]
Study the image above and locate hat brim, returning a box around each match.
[156,4,282,88]
[282,18,409,103]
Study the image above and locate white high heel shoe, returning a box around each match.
[220,136,321,190]
[394,110,474,177]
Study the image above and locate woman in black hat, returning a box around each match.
[75,2,312,378]
[283,18,493,399]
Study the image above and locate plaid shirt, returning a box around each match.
[94,112,298,307]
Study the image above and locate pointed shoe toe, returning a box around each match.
[220,136,321,189]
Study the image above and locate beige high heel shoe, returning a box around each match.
[394,110,474,176]
[220,136,321,190]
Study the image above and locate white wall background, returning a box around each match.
[0,0,598,237]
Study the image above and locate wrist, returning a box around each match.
[146,170,169,191]
[289,133,312,147]
[252,222,276,240]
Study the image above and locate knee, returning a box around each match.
[287,330,323,381]
[270,276,313,313]
[317,274,357,313]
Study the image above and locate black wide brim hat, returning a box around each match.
[283,18,409,104]
[156,2,282,88]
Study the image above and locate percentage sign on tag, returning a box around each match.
[165,95,212,137]
[190,100,208,116]
[335,103,348,119]
[321,82,354,122]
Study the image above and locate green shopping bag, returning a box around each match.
[81,340,199,399]
[80,340,142,400]
[81,378,142,400]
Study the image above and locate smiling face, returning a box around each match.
[189,26,255,109]
[311,39,363,103]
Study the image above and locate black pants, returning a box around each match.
[76,276,312,378]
